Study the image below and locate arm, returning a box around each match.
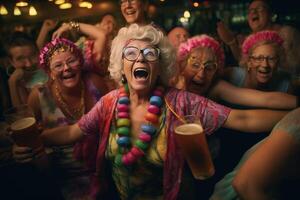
[216,21,241,61]
[8,68,29,106]
[52,22,106,41]
[232,128,300,199]
[41,123,83,146]
[215,80,297,109]
[223,109,287,133]
[41,97,103,145]
[27,87,42,120]
[36,19,58,50]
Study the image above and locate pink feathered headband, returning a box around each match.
[39,38,84,71]
[242,30,284,56]
[177,35,225,68]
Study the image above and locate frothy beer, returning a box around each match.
[175,123,215,180]
[10,117,40,147]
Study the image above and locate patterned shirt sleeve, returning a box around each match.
[78,100,102,136]
[200,98,231,135]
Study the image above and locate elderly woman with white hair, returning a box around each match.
[38,24,288,199]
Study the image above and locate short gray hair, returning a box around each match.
[108,23,176,86]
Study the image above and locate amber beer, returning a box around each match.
[175,123,215,180]
[10,117,41,148]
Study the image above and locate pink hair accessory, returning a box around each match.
[39,38,84,71]
[242,30,284,56]
[177,35,225,68]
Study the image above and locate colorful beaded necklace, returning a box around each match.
[115,83,164,166]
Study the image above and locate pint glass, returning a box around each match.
[5,105,41,148]
[174,115,215,180]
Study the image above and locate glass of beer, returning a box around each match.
[4,105,42,148]
[174,115,215,180]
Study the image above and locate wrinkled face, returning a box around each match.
[248,43,279,84]
[9,45,38,71]
[122,39,160,93]
[120,0,146,25]
[49,50,81,88]
[167,27,189,49]
[183,48,218,95]
[99,15,117,34]
[247,1,271,32]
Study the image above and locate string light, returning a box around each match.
[29,6,37,16]
[79,1,93,9]
[16,1,28,7]
[14,6,21,15]
[59,2,72,9]
[0,5,8,15]
[55,0,65,5]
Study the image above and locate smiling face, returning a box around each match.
[120,0,147,25]
[122,39,160,94]
[9,45,38,71]
[183,48,218,95]
[247,1,272,32]
[248,43,279,84]
[49,50,82,89]
[167,27,189,49]
[98,14,117,35]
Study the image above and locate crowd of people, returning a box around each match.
[0,0,299,199]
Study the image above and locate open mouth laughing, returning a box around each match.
[133,68,149,80]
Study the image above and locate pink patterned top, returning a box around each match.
[78,87,231,199]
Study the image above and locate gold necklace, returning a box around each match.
[54,81,85,120]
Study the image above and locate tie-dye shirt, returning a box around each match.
[78,87,231,200]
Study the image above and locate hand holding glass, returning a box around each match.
[174,115,215,180]
[5,105,41,148]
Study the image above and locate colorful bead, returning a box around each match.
[135,140,148,150]
[117,127,130,135]
[138,133,152,142]
[126,152,137,164]
[131,146,145,158]
[150,96,162,107]
[118,96,130,104]
[115,84,164,166]
[122,154,131,166]
[117,104,129,112]
[145,112,159,124]
[141,124,156,135]
[117,136,130,146]
[118,112,129,118]
[119,92,128,98]
[153,89,163,97]
[148,105,160,114]
[117,118,130,127]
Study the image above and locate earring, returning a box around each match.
[121,74,127,84]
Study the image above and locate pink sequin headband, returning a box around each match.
[177,35,225,68]
[39,38,84,71]
[242,30,284,56]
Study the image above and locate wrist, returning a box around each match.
[225,37,237,46]
[69,21,80,32]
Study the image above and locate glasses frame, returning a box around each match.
[249,55,279,65]
[122,46,160,62]
[188,58,218,73]
[50,57,80,72]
